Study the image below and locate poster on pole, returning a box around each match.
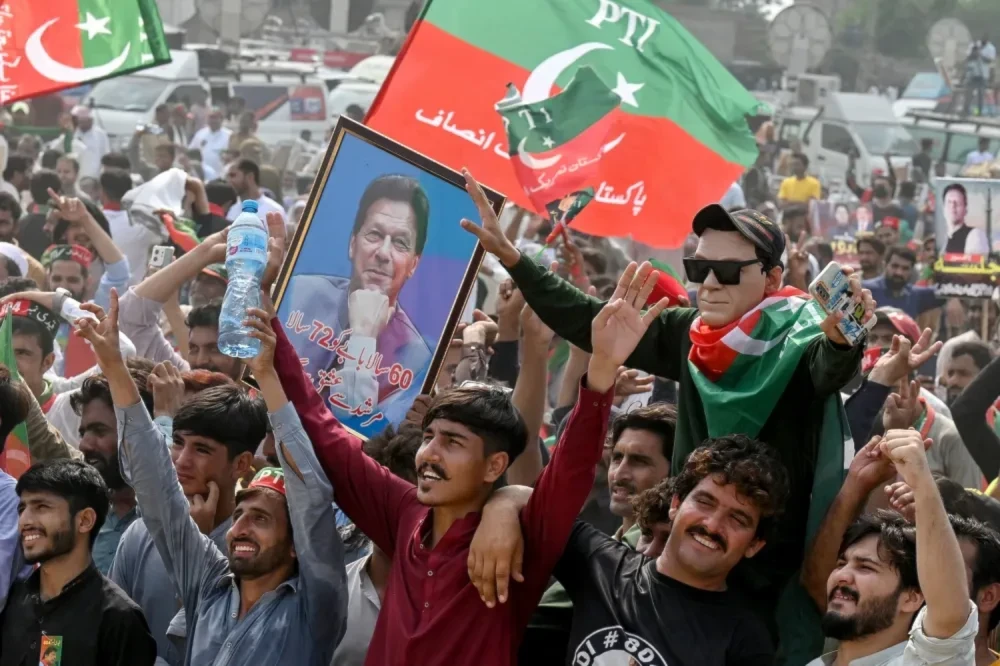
[271,117,506,438]
[932,177,1000,299]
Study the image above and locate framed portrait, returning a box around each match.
[272,116,506,439]
[932,177,1000,298]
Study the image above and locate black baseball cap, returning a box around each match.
[692,204,786,269]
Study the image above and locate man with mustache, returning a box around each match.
[862,246,940,320]
[269,212,668,665]
[110,371,269,665]
[75,287,348,665]
[281,174,432,425]
[801,430,979,665]
[0,459,156,666]
[71,363,155,574]
[475,434,790,664]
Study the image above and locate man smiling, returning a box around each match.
[281,174,432,424]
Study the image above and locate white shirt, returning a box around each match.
[226,195,285,222]
[187,126,232,175]
[73,126,111,180]
[949,224,991,255]
[965,150,994,166]
[105,207,163,286]
[0,179,17,200]
[331,555,380,666]
[807,602,978,666]
[719,181,747,209]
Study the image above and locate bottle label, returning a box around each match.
[227,229,267,262]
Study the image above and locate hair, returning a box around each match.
[952,339,993,372]
[3,154,31,181]
[100,152,131,171]
[632,476,673,537]
[898,181,917,199]
[423,384,528,463]
[792,152,809,168]
[0,191,22,221]
[885,245,916,266]
[186,301,222,330]
[671,434,789,539]
[173,384,267,459]
[610,402,677,461]
[920,137,933,149]
[181,369,234,394]
[296,174,314,196]
[236,158,260,185]
[57,154,80,176]
[205,179,237,209]
[40,149,63,170]
[0,276,38,296]
[52,199,111,246]
[1,256,20,277]
[949,514,1000,630]
[29,169,61,207]
[364,422,422,484]
[70,360,154,417]
[840,511,919,592]
[943,182,968,205]
[0,364,32,451]
[99,168,132,202]
[352,175,430,255]
[855,234,886,257]
[155,103,168,115]
[16,459,109,547]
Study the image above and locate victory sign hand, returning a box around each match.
[74,289,124,373]
[460,168,520,267]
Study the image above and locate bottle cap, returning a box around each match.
[241,199,259,213]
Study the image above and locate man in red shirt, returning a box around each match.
[263,207,670,666]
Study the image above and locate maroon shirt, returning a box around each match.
[271,319,612,666]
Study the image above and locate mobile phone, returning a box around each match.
[808,261,875,346]
[148,245,175,271]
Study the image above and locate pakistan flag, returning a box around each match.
[8,0,170,104]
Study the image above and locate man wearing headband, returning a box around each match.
[42,244,91,302]
[0,295,59,411]
[76,291,348,665]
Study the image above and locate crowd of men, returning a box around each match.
[0,88,998,666]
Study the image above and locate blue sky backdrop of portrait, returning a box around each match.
[287,132,483,345]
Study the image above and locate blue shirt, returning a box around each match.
[116,400,348,665]
[862,275,940,318]
[0,470,27,609]
[92,506,139,575]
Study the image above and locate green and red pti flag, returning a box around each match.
[0,314,30,479]
[3,0,170,105]
[366,0,761,248]
[496,66,619,213]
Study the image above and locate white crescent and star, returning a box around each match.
[25,17,131,84]
[520,42,644,158]
[517,136,562,170]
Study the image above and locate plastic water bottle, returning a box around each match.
[218,200,268,358]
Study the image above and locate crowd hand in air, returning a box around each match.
[496,279,526,342]
[242,305,279,379]
[557,237,591,290]
[615,367,655,404]
[589,262,670,393]
[869,330,942,388]
[879,429,934,490]
[460,168,521,268]
[47,188,91,225]
[883,379,922,431]
[884,480,917,523]
[818,266,876,346]
[519,302,554,348]
[149,361,186,420]
[74,290,124,372]
[845,435,898,499]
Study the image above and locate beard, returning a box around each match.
[228,540,290,579]
[23,525,75,564]
[821,587,900,640]
[84,451,126,490]
[885,275,907,291]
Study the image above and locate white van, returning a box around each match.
[84,51,209,151]
[776,93,916,189]
[900,111,1000,175]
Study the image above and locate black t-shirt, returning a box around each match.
[555,522,774,666]
[0,564,156,666]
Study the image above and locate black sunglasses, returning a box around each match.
[683,257,763,286]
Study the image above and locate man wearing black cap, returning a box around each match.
[462,169,873,661]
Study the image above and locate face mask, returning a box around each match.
[873,185,889,199]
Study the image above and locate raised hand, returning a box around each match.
[149,361,186,419]
[615,367,655,401]
[589,262,668,392]
[883,379,922,431]
[519,303,554,346]
[189,481,220,535]
[459,168,520,267]
[74,289,123,372]
[496,279,526,342]
[819,265,875,345]
[47,187,90,224]
[846,435,897,495]
[884,480,916,523]
[784,231,811,289]
[261,212,287,292]
[879,429,932,488]
[243,307,278,377]
[869,329,942,387]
